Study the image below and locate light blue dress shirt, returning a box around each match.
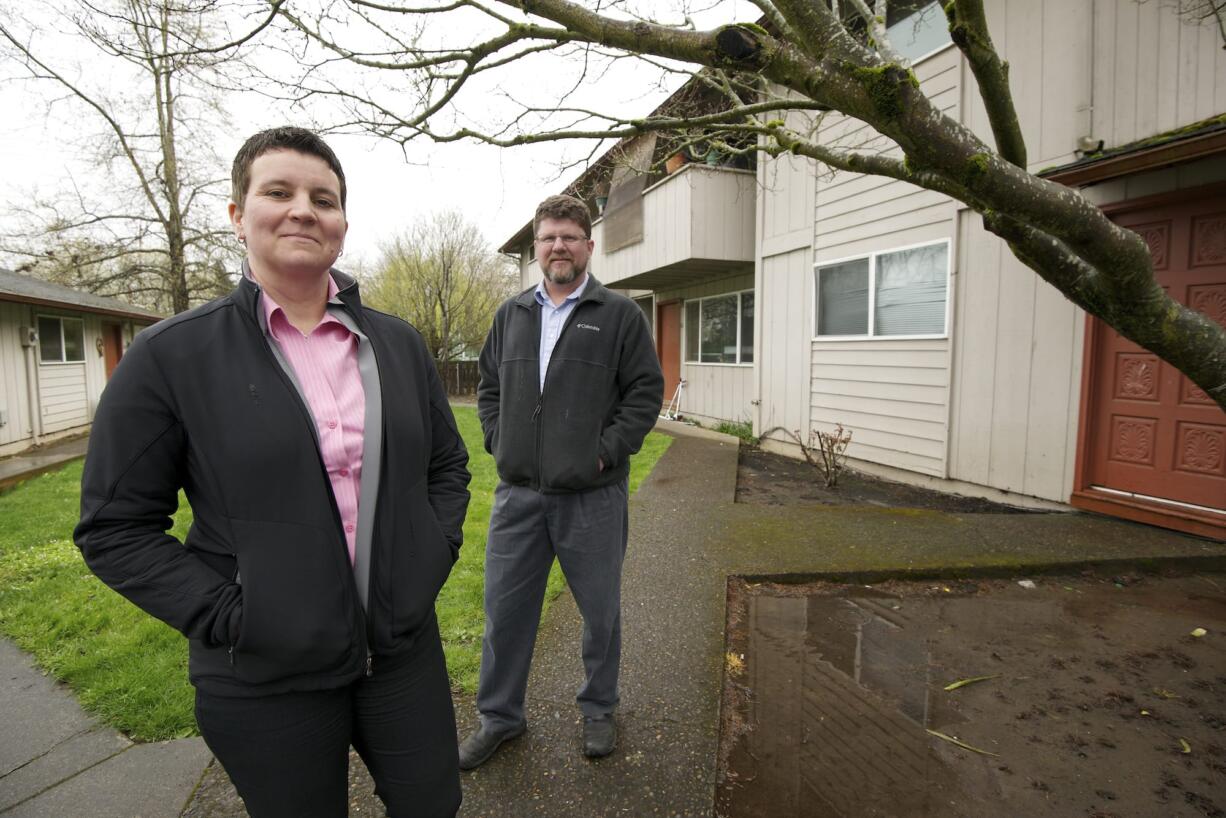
[534,275,589,392]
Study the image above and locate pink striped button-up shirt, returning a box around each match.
[260,276,365,564]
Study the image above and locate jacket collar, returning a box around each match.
[515,273,608,310]
[236,260,364,323]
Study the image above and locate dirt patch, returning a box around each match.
[735,446,1028,513]
[716,572,1226,818]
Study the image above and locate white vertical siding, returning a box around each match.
[0,303,34,447]
[970,0,1091,170]
[83,315,107,421]
[759,102,818,258]
[37,362,88,434]
[517,245,535,291]
[758,94,817,444]
[656,272,756,426]
[757,248,812,441]
[691,169,756,263]
[678,364,754,426]
[949,208,1086,502]
[1091,0,1226,148]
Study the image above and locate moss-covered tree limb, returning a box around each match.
[945,0,1027,167]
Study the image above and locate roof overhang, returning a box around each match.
[1040,120,1226,186]
[0,292,162,323]
[604,258,753,292]
[499,221,533,256]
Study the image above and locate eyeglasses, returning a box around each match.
[534,234,588,246]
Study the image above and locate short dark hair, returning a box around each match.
[231,127,347,212]
[533,194,591,239]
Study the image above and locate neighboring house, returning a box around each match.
[500,0,1226,538]
[0,268,163,456]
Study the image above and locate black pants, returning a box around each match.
[195,623,460,818]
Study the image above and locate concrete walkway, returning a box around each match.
[0,639,209,817]
[0,436,89,493]
[2,420,1221,816]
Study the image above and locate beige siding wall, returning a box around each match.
[950,0,1088,500]
[814,45,960,260]
[37,361,89,434]
[803,47,960,477]
[1091,0,1226,149]
[948,210,1085,500]
[969,0,1092,172]
[811,340,951,477]
[944,0,1226,503]
[972,0,1222,170]
[0,302,34,448]
[516,245,535,291]
[757,100,818,442]
[1,304,150,453]
[750,0,1222,501]
[757,248,813,441]
[760,102,818,259]
[593,166,755,284]
[657,272,755,425]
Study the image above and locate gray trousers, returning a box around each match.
[476,479,629,731]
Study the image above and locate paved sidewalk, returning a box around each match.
[0,436,89,493]
[3,419,1221,816]
[0,639,209,817]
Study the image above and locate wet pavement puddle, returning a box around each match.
[715,575,1226,818]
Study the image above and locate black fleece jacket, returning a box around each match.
[74,274,470,696]
[476,275,663,493]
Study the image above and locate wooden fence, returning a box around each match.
[435,359,480,397]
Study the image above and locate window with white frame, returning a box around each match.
[814,241,949,338]
[37,315,86,363]
[684,290,754,364]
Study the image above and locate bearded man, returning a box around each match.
[460,193,663,767]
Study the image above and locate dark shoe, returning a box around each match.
[458,722,526,770]
[582,714,616,758]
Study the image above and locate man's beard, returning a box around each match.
[543,259,586,285]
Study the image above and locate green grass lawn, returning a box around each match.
[0,405,671,741]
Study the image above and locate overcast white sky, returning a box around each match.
[0,2,756,272]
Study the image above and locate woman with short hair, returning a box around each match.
[76,126,470,818]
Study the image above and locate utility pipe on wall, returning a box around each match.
[22,325,43,445]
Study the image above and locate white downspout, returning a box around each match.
[24,334,43,445]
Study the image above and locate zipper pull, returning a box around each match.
[228,645,235,666]
[366,652,373,677]
[531,402,542,422]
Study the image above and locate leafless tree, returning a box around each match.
[255,0,1225,410]
[0,0,281,313]
[364,210,518,362]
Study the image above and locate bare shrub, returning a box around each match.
[761,424,854,488]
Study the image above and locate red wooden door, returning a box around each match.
[658,301,681,410]
[103,323,124,379]
[1076,189,1226,534]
